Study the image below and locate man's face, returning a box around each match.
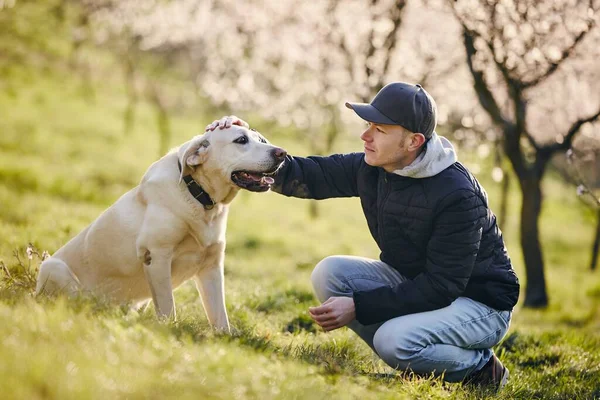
[360,122,415,172]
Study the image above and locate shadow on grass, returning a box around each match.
[246,287,316,313]
[224,311,372,377]
[498,332,562,368]
[284,313,317,334]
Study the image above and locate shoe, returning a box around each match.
[464,354,509,391]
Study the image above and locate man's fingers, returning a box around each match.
[224,115,249,129]
[320,321,341,331]
[308,311,342,330]
[309,304,332,315]
[312,317,339,329]
[217,117,230,129]
[310,312,336,323]
[205,119,224,131]
[206,116,249,131]
[231,115,249,128]
[318,319,340,328]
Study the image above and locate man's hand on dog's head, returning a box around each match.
[206,115,249,131]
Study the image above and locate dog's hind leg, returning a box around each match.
[35,257,81,296]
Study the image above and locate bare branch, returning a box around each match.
[460,27,510,129]
[564,145,600,208]
[338,37,355,85]
[363,0,379,100]
[479,33,533,152]
[360,0,408,99]
[375,0,407,92]
[523,129,541,152]
[543,107,600,154]
[523,19,595,89]
[450,1,528,178]
[330,0,355,86]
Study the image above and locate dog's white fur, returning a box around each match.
[35,126,284,331]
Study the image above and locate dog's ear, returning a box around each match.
[179,137,210,181]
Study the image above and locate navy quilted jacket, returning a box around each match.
[272,152,520,325]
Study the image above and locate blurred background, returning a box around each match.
[1,1,600,398]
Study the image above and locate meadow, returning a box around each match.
[1,62,600,399]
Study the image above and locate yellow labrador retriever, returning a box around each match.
[36,126,286,331]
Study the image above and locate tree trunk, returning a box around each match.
[156,106,171,157]
[495,144,510,232]
[591,209,600,271]
[149,85,171,157]
[122,56,137,135]
[499,168,510,232]
[309,200,319,219]
[520,176,548,307]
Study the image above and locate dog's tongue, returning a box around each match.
[242,173,260,182]
[244,172,274,185]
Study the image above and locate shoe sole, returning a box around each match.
[498,367,510,391]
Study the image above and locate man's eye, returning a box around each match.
[234,136,248,144]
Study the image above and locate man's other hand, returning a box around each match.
[205,115,249,131]
[309,296,356,332]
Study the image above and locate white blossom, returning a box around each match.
[577,185,587,197]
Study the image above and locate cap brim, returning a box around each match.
[345,102,396,125]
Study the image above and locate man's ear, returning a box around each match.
[179,137,210,180]
[410,133,427,151]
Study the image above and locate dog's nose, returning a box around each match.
[272,147,287,161]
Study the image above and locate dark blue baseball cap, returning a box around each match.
[345,82,437,138]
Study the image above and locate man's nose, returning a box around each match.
[360,129,371,141]
[271,147,287,162]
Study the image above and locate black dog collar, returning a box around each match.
[177,160,215,210]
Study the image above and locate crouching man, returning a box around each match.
[207,82,520,391]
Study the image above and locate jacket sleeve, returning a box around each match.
[353,189,487,325]
[271,153,364,199]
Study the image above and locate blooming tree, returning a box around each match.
[449,0,600,306]
[81,0,469,214]
[566,140,600,271]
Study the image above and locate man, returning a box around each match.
[207,82,519,390]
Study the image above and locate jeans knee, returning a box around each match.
[311,256,349,302]
[373,324,421,370]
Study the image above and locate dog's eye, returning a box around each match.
[234,136,248,145]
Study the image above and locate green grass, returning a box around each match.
[1,33,600,400]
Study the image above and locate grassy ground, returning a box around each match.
[1,47,600,400]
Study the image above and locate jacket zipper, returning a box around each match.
[378,172,391,242]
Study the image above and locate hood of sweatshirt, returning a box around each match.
[392,132,457,178]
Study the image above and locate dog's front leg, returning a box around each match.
[143,248,176,320]
[194,243,229,332]
[194,266,229,332]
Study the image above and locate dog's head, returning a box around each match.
[179,126,287,193]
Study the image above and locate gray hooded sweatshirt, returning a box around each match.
[392,132,458,178]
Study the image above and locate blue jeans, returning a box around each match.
[311,255,512,382]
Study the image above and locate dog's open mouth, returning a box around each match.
[231,170,276,192]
